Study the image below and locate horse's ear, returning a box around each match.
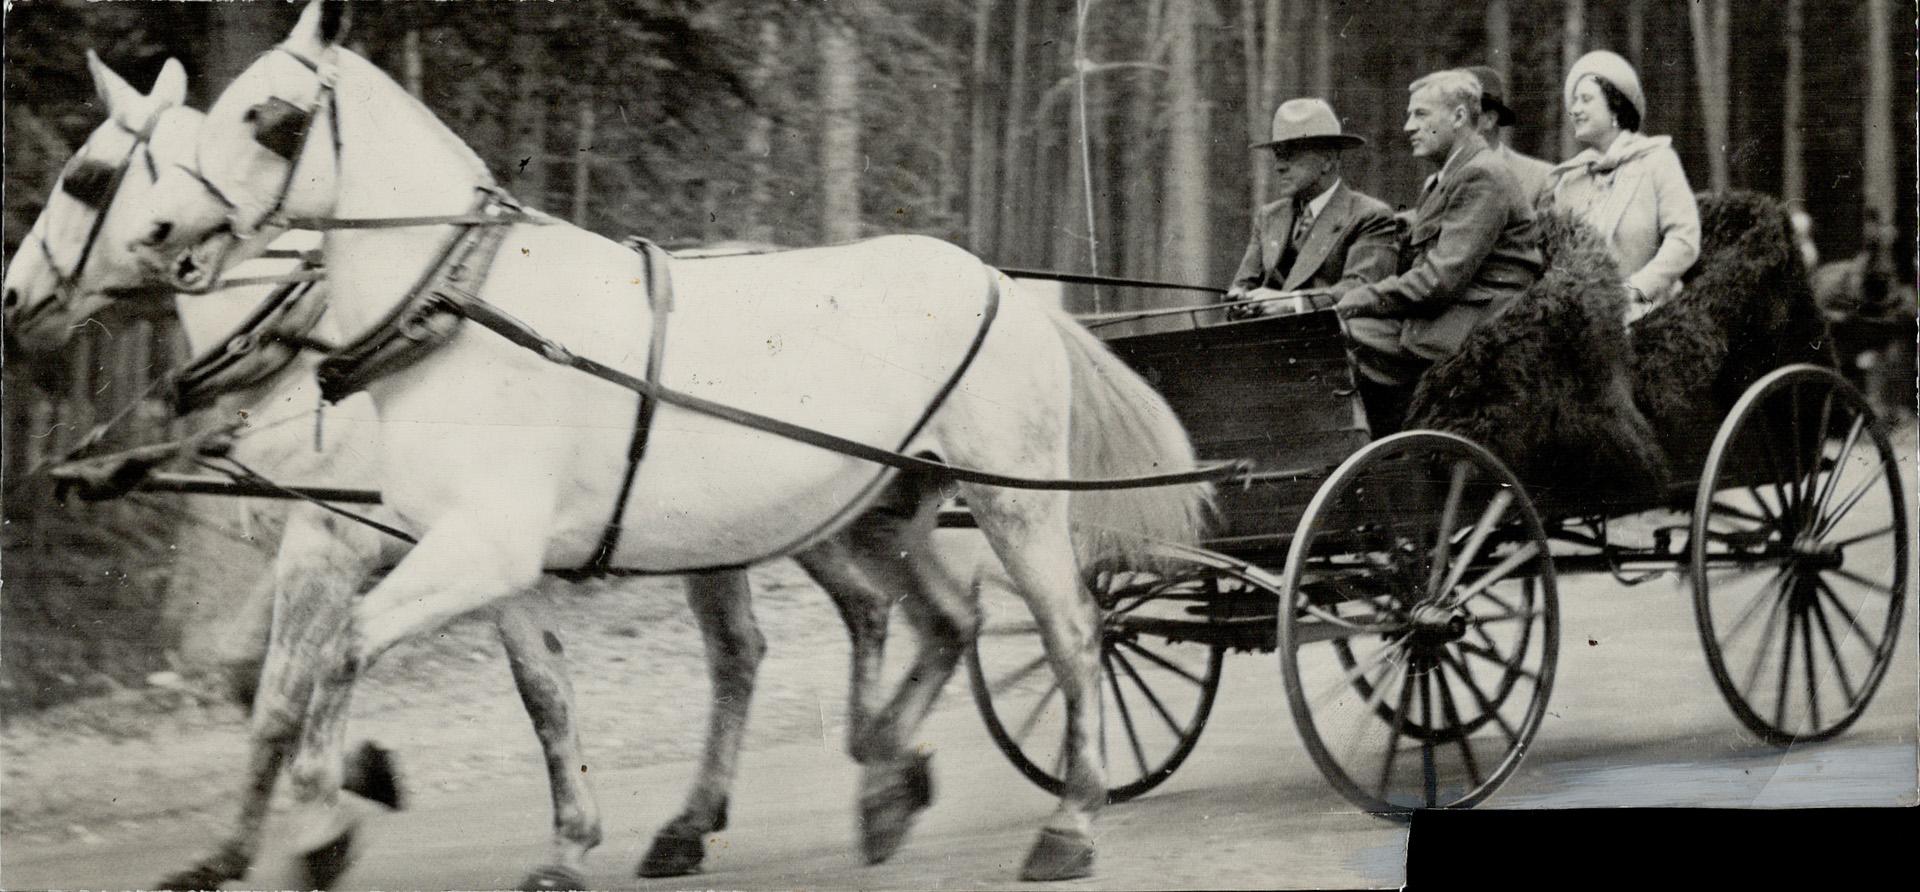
[86,50,140,115]
[149,58,188,108]
[285,0,328,55]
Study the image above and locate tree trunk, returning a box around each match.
[1863,0,1893,228]
[1121,0,1164,286]
[968,0,997,254]
[818,15,863,244]
[1162,0,1211,287]
[402,28,424,98]
[1781,0,1805,206]
[1688,0,1731,190]
[1310,0,1332,99]
[998,0,1034,263]
[1242,0,1266,208]
[745,20,780,244]
[1261,0,1287,114]
[509,7,550,205]
[1626,0,1646,66]
[572,91,596,224]
[1486,0,1511,81]
[1561,0,1585,158]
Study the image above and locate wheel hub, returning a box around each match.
[1408,603,1467,645]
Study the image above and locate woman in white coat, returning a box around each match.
[1546,50,1702,325]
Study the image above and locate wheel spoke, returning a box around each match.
[1437,649,1521,745]
[1110,645,1195,738]
[1801,603,1821,732]
[1773,607,1798,731]
[1342,655,1410,769]
[1800,388,1836,531]
[1739,588,1793,698]
[1431,658,1484,789]
[990,654,1052,697]
[1744,483,1786,528]
[1300,602,1407,635]
[1815,578,1876,644]
[1814,471,1887,541]
[1104,652,1151,779]
[1427,461,1473,597]
[1438,491,1514,600]
[1806,593,1860,705]
[1115,636,1209,687]
[1013,679,1063,746]
[1811,415,1868,528]
[1314,635,1411,708]
[1825,566,1900,598]
[1718,567,1792,646]
[1418,667,1439,807]
[1449,542,1540,608]
[1758,413,1801,533]
[1829,525,1897,549]
[1376,657,1418,801]
[1709,500,1771,528]
[1458,640,1537,681]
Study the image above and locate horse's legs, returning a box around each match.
[157,510,373,890]
[638,569,766,878]
[796,473,978,865]
[494,598,603,890]
[963,483,1104,881]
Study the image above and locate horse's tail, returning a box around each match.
[1045,307,1214,570]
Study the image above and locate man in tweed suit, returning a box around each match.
[1336,69,1543,431]
[1225,98,1398,318]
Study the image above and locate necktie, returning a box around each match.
[1291,203,1315,248]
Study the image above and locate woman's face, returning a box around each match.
[1567,76,1617,150]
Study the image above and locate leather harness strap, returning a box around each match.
[579,237,676,575]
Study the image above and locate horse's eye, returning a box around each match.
[248,98,311,160]
[59,159,117,209]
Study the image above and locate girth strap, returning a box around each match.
[580,237,676,575]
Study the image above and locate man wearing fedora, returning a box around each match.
[1335,69,1542,432]
[1224,98,1398,318]
[1466,64,1554,206]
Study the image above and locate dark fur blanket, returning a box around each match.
[1406,209,1669,508]
[1628,190,1830,469]
[1404,190,1829,510]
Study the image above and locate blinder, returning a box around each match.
[249,97,313,161]
[59,159,118,209]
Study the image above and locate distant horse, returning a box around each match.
[1813,216,1917,420]
[1,52,769,890]
[127,1,1208,881]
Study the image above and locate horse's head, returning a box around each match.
[132,0,349,293]
[4,53,198,356]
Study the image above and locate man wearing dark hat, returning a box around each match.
[1466,64,1554,206]
[1224,98,1398,318]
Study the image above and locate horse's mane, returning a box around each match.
[335,48,494,188]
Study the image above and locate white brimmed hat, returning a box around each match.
[1250,98,1366,150]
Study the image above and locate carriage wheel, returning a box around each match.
[1692,364,1910,746]
[966,547,1236,803]
[1279,431,1559,814]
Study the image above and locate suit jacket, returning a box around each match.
[1346,135,1543,361]
[1229,182,1400,296]
[1498,143,1555,210]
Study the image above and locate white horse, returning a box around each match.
[128,1,1209,881]
[3,53,769,889]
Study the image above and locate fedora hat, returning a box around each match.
[1465,65,1517,126]
[1250,98,1365,150]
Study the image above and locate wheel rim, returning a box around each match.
[1280,431,1559,813]
[1692,365,1910,745]
[967,552,1230,803]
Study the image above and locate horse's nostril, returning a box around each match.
[146,221,174,246]
[3,288,19,311]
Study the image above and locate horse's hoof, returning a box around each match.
[636,830,706,878]
[342,741,405,810]
[157,849,248,891]
[295,826,357,890]
[519,863,590,891]
[858,753,934,865]
[1019,827,1095,882]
